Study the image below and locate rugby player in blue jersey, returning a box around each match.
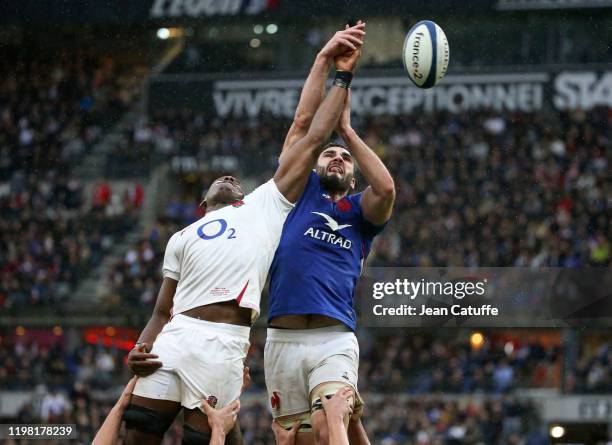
[120,31,366,445]
[265,21,396,445]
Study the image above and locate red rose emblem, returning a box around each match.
[336,199,352,212]
[206,395,218,408]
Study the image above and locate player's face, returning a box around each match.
[316,146,355,193]
[204,175,245,206]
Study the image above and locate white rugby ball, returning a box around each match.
[403,20,449,89]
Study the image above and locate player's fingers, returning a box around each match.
[321,395,330,408]
[343,28,366,37]
[289,421,301,435]
[342,34,364,46]
[131,353,159,360]
[133,360,163,368]
[124,376,138,393]
[271,420,282,434]
[201,399,214,413]
[338,386,353,398]
[229,399,240,414]
[336,38,357,51]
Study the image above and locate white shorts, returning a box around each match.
[264,326,359,419]
[132,314,250,410]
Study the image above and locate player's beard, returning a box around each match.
[316,165,353,193]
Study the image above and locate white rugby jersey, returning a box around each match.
[162,179,294,321]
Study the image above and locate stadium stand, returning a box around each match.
[0,48,147,312]
[2,326,587,443]
[0,4,610,444]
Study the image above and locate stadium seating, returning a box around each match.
[0,51,144,311]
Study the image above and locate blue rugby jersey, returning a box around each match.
[268,171,386,330]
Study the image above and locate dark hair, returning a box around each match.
[322,141,350,151]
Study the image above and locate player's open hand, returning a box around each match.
[202,399,240,435]
[271,420,301,445]
[127,342,162,377]
[321,387,354,421]
[319,22,365,60]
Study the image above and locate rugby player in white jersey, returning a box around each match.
[265,21,395,445]
[120,30,365,445]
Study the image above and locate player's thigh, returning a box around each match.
[264,336,311,419]
[276,410,314,435]
[310,381,356,428]
[296,431,316,445]
[123,394,181,445]
[310,409,330,445]
[183,406,211,434]
[178,317,250,410]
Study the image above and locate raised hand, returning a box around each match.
[321,387,354,421]
[127,342,162,377]
[271,420,301,445]
[202,399,241,435]
[334,21,365,73]
[319,22,366,60]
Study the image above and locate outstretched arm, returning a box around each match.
[274,85,348,203]
[280,22,365,162]
[274,40,363,203]
[202,400,241,445]
[337,92,395,225]
[321,387,354,445]
[92,377,138,445]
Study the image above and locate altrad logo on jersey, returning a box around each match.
[304,212,352,249]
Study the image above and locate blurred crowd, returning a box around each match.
[566,341,612,393]
[0,47,135,178]
[0,326,566,444]
[0,49,145,311]
[151,107,609,269]
[0,325,608,443]
[0,327,606,394]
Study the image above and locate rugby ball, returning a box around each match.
[403,20,449,89]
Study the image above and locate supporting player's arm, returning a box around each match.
[275,48,362,203]
[202,400,241,445]
[337,93,395,225]
[279,22,365,162]
[92,377,138,445]
[127,277,177,376]
[321,388,353,445]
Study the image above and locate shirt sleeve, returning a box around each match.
[245,178,295,219]
[352,192,389,237]
[162,232,182,281]
[245,179,296,241]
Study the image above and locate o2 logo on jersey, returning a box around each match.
[197,219,237,240]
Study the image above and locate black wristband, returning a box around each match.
[334,70,353,89]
